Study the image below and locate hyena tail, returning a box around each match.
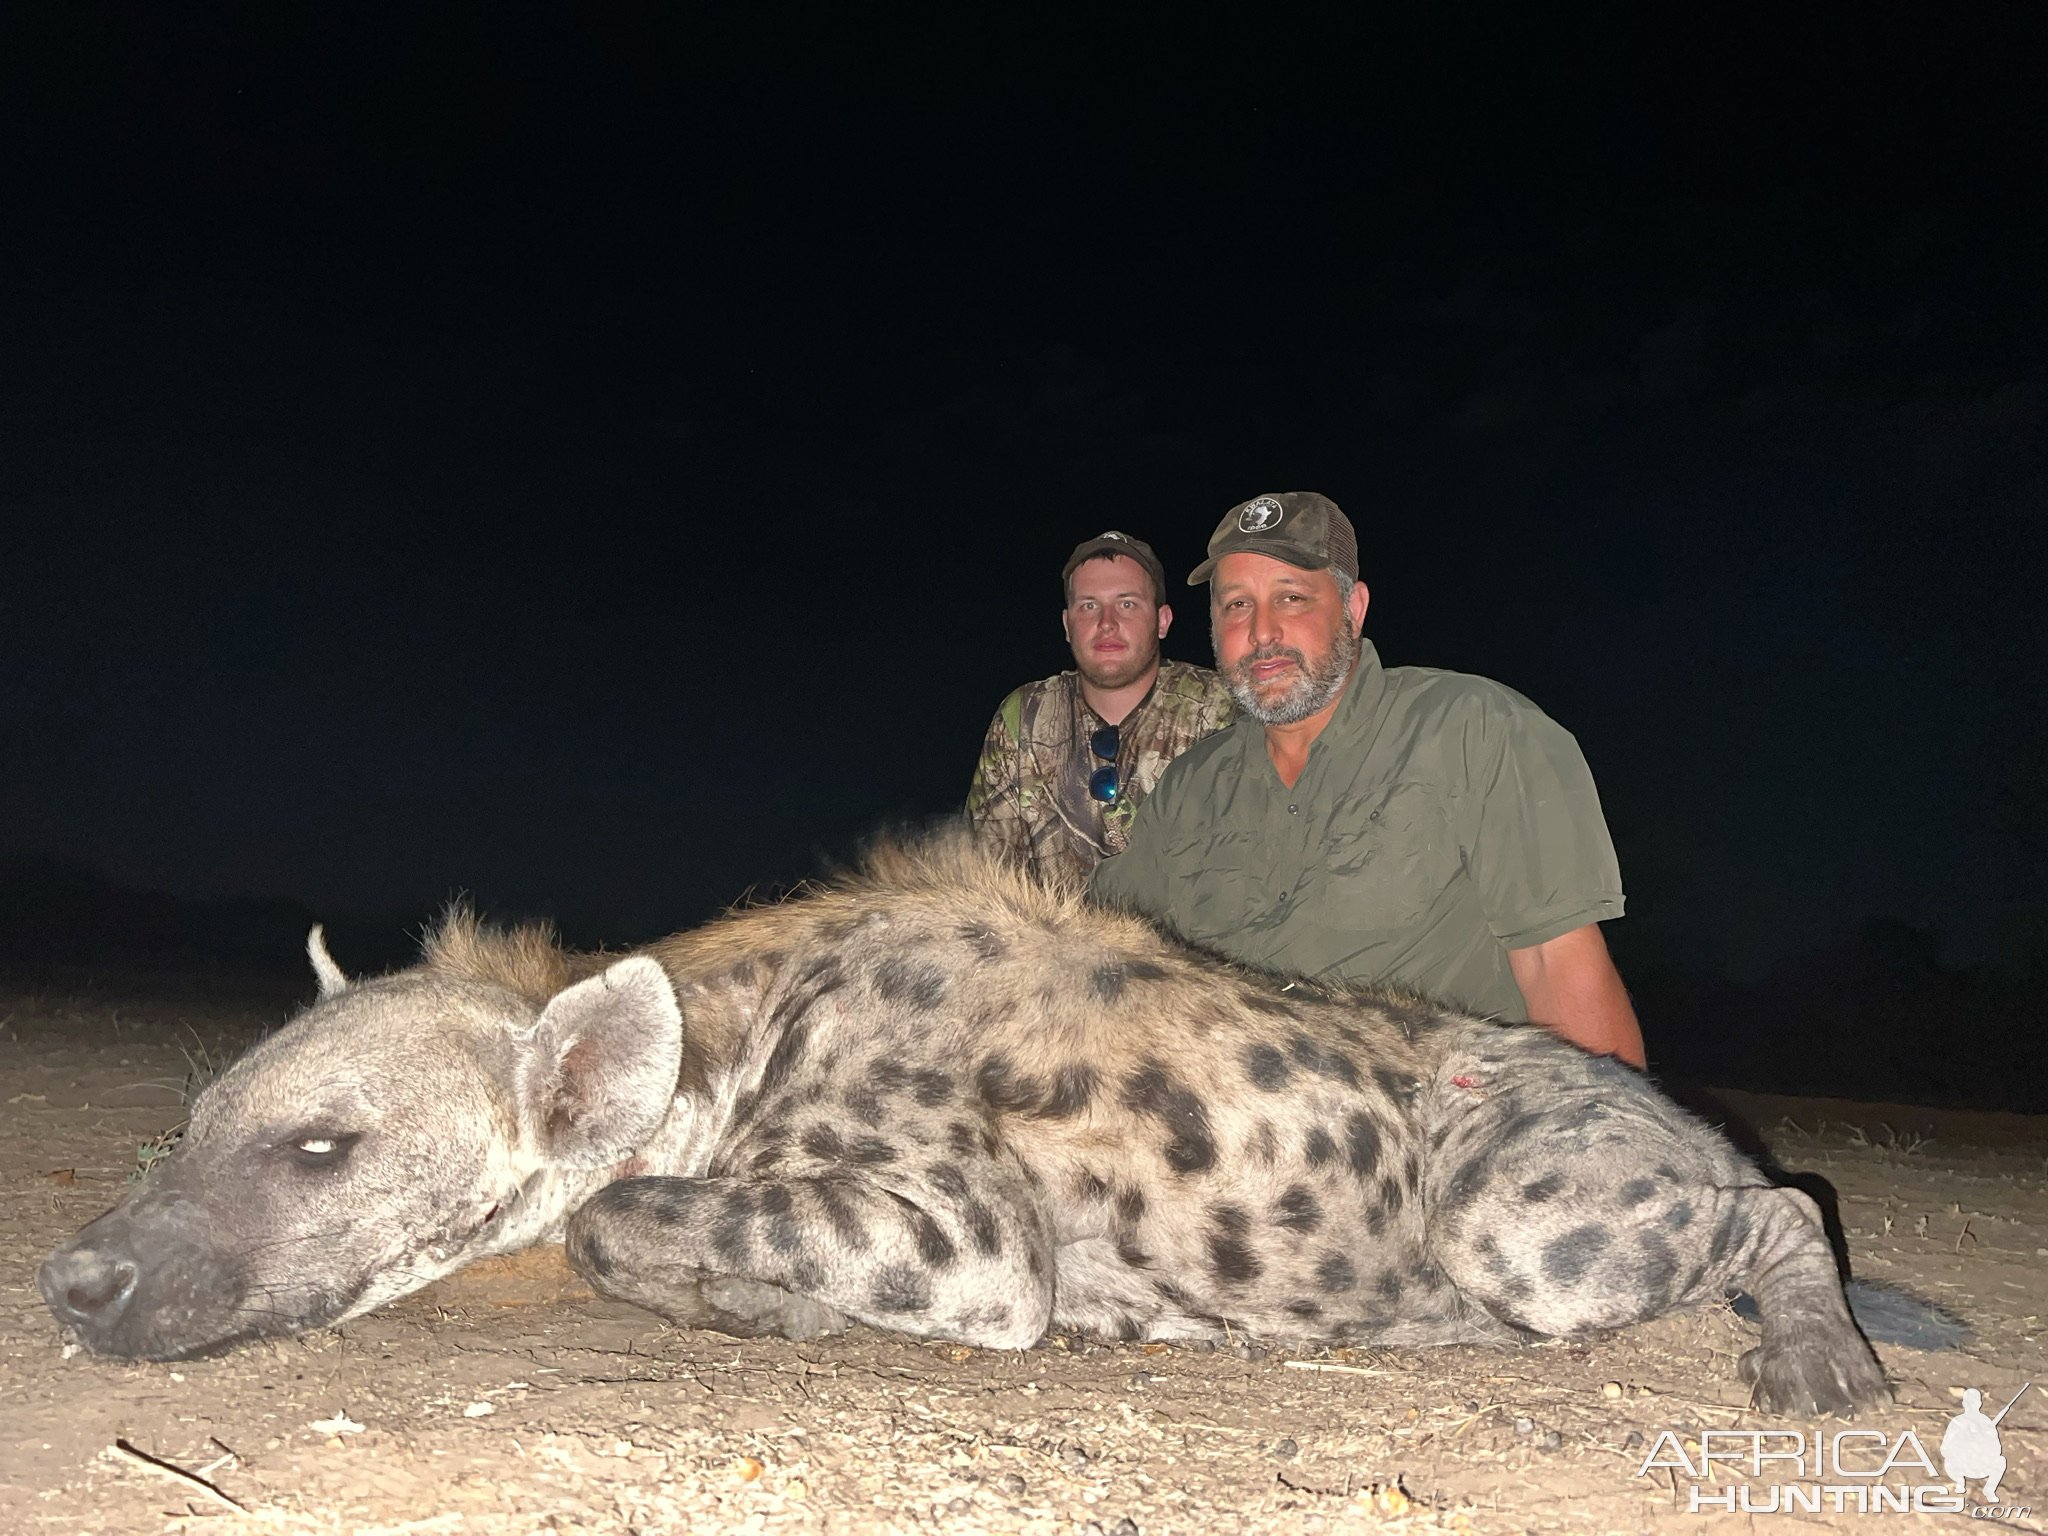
[1732,1281,1970,1351]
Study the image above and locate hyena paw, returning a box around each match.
[1739,1332,1891,1417]
[699,1276,849,1341]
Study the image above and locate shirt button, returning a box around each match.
[1288,804,1299,815]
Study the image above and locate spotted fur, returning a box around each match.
[42,833,1891,1414]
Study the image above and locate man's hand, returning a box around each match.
[1507,923,1646,1068]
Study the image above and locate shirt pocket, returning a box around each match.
[1314,782,1456,934]
[1159,827,1272,947]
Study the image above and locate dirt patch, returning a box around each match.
[3,992,2043,1534]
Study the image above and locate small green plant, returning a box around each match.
[132,1126,185,1181]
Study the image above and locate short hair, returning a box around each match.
[1065,548,1165,608]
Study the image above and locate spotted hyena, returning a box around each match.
[42,836,1893,1414]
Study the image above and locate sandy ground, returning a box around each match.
[2,986,2044,1536]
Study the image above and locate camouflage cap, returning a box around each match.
[1062,531,1167,605]
[1187,492,1359,585]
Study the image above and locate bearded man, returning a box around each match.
[1089,493,1645,1066]
[967,531,1235,886]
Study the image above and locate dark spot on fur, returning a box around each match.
[760,1184,803,1254]
[977,1054,1045,1113]
[1091,963,1129,1003]
[1304,1127,1337,1168]
[1206,1204,1262,1285]
[1243,1042,1291,1091]
[1241,990,1297,1018]
[801,1124,845,1161]
[964,1199,1002,1256]
[749,1143,787,1173]
[1344,1112,1382,1178]
[912,1211,957,1267]
[1115,1235,1152,1268]
[759,1020,811,1096]
[946,1121,977,1156]
[713,1187,754,1264]
[1475,1234,1498,1258]
[928,1162,969,1199]
[1153,1278,1195,1308]
[1541,1224,1612,1285]
[1275,1185,1322,1233]
[1115,1187,1147,1226]
[1126,958,1170,982]
[1378,996,1446,1037]
[1037,1063,1099,1119]
[1373,1066,1418,1103]
[1655,1164,1682,1183]
[1709,1204,1750,1267]
[845,1087,885,1127]
[1121,1061,1217,1175]
[1664,1201,1695,1232]
[1073,1167,1110,1202]
[1617,1177,1658,1209]
[1285,1299,1323,1321]
[912,1069,953,1107]
[873,956,948,1011]
[1521,1172,1565,1203]
[870,1058,910,1092]
[789,1254,826,1293]
[1249,1120,1278,1162]
[1315,1252,1357,1293]
[847,1136,898,1167]
[1442,1159,1492,1216]
[871,1265,931,1313]
[1026,1247,1047,1281]
[815,1180,870,1250]
[1291,1033,1362,1088]
[1375,1271,1404,1302]
[1634,1234,1677,1311]
[1115,1314,1144,1341]
[958,922,1007,962]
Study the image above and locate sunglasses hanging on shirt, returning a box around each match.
[1088,724,1120,803]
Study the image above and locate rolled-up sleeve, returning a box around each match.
[1470,700,1625,950]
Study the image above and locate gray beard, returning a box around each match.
[1216,623,1360,726]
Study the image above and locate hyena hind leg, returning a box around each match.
[1713,1185,1891,1416]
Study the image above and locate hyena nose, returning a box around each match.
[38,1247,139,1330]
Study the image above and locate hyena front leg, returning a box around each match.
[565,1170,1053,1348]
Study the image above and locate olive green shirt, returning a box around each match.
[1088,641,1624,1020]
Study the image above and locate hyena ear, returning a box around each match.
[307,924,349,999]
[516,957,683,1169]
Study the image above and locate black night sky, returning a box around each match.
[3,11,2044,1100]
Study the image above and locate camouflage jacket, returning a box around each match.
[966,659,1236,888]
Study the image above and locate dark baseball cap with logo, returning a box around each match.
[1063,530,1168,605]
[1187,492,1359,585]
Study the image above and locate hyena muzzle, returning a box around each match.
[41,837,1906,1414]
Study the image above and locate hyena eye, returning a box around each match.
[283,1133,359,1168]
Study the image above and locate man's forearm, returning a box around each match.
[1507,923,1646,1068]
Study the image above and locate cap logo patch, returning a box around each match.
[1099,530,1129,542]
[1238,496,1283,532]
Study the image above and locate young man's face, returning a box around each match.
[1063,554,1171,691]
[1210,553,1368,725]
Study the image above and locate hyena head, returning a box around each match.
[38,927,683,1360]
